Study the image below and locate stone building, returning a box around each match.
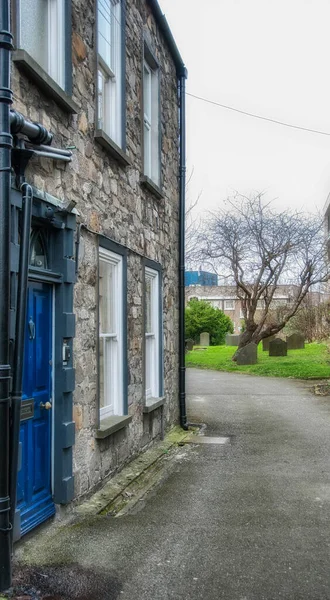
[8,0,186,538]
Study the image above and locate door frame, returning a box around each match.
[10,185,77,540]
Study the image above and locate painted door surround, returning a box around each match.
[10,186,76,539]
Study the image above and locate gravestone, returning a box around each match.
[200,332,210,346]
[226,334,241,346]
[286,333,305,350]
[262,335,275,352]
[236,342,257,365]
[185,339,194,352]
[269,338,287,356]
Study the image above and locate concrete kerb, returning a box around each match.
[74,426,195,519]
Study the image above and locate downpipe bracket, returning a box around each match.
[0,496,12,532]
[0,29,13,50]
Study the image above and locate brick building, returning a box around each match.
[186,285,328,333]
[8,0,186,538]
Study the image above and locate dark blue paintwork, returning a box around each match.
[17,281,55,536]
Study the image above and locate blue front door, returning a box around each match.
[16,281,55,536]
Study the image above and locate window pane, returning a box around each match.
[98,0,121,72]
[97,70,105,130]
[30,231,47,269]
[145,268,160,398]
[143,65,151,121]
[99,337,114,413]
[145,276,152,333]
[99,259,115,333]
[144,122,151,178]
[145,337,153,398]
[143,60,160,185]
[99,337,105,409]
[97,0,122,145]
[98,0,112,67]
[20,0,48,72]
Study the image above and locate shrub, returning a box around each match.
[185,298,234,345]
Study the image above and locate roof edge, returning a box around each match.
[147,0,187,78]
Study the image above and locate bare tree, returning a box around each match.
[185,169,202,269]
[199,193,330,357]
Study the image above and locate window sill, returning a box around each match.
[140,176,164,200]
[12,50,78,114]
[94,130,131,166]
[95,415,132,439]
[143,397,165,414]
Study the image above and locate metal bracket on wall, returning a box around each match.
[11,146,35,188]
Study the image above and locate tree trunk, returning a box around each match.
[232,324,283,360]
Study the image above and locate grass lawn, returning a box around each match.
[186,342,330,379]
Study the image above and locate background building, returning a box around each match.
[186,284,329,333]
[185,270,218,287]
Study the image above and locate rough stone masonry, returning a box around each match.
[11,0,182,500]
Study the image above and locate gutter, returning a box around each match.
[147,0,186,77]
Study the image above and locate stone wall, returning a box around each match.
[12,0,181,499]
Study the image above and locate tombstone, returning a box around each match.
[236,343,257,365]
[226,334,241,346]
[262,335,275,352]
[286,333,305,350]
[269,338,287,356]
[185,339,194,352]
[199,332,210,346]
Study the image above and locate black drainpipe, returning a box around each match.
[9,183,33,548]
[178,68,188,430]
[0,0,13,590]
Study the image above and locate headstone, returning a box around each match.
[199,332,210,346]
[262,335,275,351]
[226,334,241,346]
[236,343,258,365]
[286,333,305,350]
[269,338,287,356]
[185,339,194,351]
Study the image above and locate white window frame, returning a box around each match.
[97,0,122,147]
[145,267,160,399]
[224,299,235,310]
[143,55,160,186]
[19,0,65,89]
[99,247,124,419]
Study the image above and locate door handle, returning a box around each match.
[28,317,35,340]
[40,401,52,410]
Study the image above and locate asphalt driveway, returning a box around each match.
[12,369,330,599]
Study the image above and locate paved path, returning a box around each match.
[15,370,330,599]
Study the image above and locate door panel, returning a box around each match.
[17,281,55,536]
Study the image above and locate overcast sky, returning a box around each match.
[159,0,330,216]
